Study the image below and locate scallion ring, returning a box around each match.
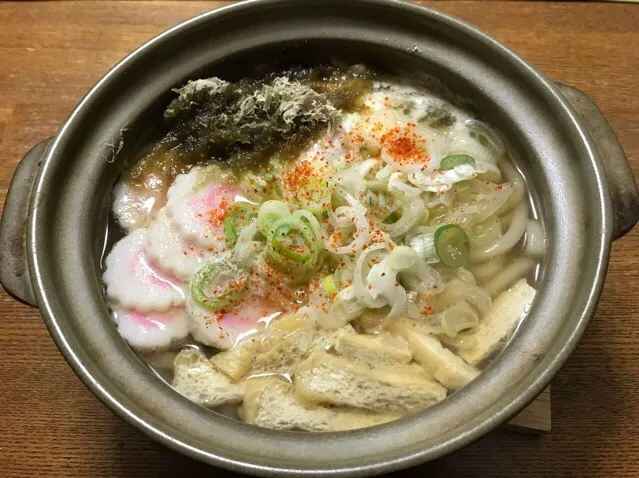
[222,203,258,247]
[292,209,323,243]
[440,154,476,171]
[434,224,470,268]
[257,200,291,237]
[322,274,338,297]
[384,211,401,224]
[190,259,248,311]
[265,214,322,273]
[269,216,317,263]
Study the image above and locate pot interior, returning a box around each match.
[30,1,610,475]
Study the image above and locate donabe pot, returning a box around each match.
[1,1,637,476]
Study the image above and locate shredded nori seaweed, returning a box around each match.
[124,65,373,187]
[161,76,339,164]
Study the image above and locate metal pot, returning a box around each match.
[1,0,637,476]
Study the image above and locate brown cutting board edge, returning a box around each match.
[505,387,551,433]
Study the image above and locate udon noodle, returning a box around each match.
[102,66,543,431]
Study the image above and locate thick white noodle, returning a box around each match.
[432,278,492,317]
[447,135,497,165]
[471,202,529,262]
[467,255,505,284]
[484,257,536,298]
[524,219,546,258]
[465,119,507,156]
[469,185,514,225]
[499,209,515,229]
[498,159,526,214]
[475,161,502,182]
[450,268,477,285]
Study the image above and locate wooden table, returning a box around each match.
[1,1,638,476]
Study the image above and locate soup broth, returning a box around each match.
[101,65,543,431]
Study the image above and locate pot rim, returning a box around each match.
[27,0,612,475]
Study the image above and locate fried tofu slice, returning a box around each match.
[390,324,479,390]
[295,350,446,413]
[458,279,536,365]
[172,349,244,407]
[240,378,399,432]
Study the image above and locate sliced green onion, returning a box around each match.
[244,173,268,193]
[322,274,338,297]
[257,200,291,237]
[384,211,401,224]
[292,209,322,241]
[388,246,418,271]
[190,259,248,311]
[434,224,470,268]
[222,203,257,247]
[408,232,438,262]
[266,215,321,269]
[440,154,476,171]
[271,226,312,262]
[360,145,371,159]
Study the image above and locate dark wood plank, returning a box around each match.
[0,1,638,477]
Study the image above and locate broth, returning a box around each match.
[101,65,543,431]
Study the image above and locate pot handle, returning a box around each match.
[556,83,639,240]
[0,138,52,307]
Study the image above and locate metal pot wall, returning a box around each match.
[1,1,637,476]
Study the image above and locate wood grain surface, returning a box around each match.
[1,1,638,477]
